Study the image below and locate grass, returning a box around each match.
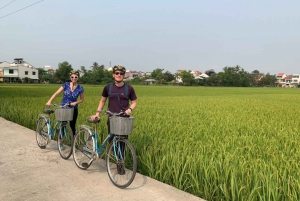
[1,84,300,200]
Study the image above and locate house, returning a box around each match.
[195,73,209,80]
[0,58,39,83]
[191,70,201,77]
[291,74,300,87]
[175,70,209,83]
[144,79,156,85]
[284,75,292,87]
[43,65,55,73]
[275,73,286,87]
[124,70,143,81]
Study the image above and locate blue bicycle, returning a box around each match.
[36,103,74,159]
[72,110,137,188]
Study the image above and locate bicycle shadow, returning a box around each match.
[82,158,148,190]
[44,141,148,190]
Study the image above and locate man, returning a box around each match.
[91,65,137,130]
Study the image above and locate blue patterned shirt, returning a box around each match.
[61,82,84,108]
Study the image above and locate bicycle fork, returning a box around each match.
[112,136,127,167]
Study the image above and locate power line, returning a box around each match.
[0,0,17,10]
[0,0,44,19]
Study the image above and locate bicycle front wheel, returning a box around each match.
[73,127,95,170]
[36,117,50,149]
[106,138,137,188]
[57,123,73,160]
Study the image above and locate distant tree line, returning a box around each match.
[37,61,114,85]
[178,66,276,87]
[146,66,276,87]
[37,62,276,87]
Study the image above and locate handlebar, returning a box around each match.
[97,110,126,116]
[48,103,71,108]
[88,110,128,124]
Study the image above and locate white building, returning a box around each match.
[0,58,39,83]
[275,73,286,87]
[291,74,300,87]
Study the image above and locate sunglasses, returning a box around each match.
[70,76,78,79]
[114,72,125,75]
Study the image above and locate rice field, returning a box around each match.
[1,84,300,201]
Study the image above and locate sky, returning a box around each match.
[1,0,300,75]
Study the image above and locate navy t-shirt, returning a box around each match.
[102,83,137,113]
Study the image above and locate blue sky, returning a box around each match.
[1,0,300,75]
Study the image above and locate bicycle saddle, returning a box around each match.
[44,109,54,114]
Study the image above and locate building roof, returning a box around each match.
[285,75,293,79]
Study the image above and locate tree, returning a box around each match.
[151,68,164,84]
[91,62,100,71]
[129,77,142,84]
[36,68,45,82]
[217,65,251,87]
[250,70,262,86]
[95,64,105,83]
[163,71,175,82]
[181,70,195,86]
[80,66,87,74]
[258,73,276,86]
[151,68,164,79]
[55,61,73,83]
[205,69,216,76]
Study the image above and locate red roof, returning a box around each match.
[285,75,292,79]
[277,73,285,76]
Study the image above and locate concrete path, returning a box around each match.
[0,117,205,201]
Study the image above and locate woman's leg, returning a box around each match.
[69,108,78,136]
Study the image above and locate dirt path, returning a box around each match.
[0,117,205,201]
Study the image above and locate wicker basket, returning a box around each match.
[109,116,134,135]
[55,107,74,121]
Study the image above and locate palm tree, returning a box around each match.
[91,62,99,71]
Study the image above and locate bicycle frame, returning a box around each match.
[86,120,110,157]
[93,131,112,156]
[85,121,123,161]
[43,103,71,139]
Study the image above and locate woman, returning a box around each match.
[46,70,84,136]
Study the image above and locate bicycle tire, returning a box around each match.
[106,138,137,188]
[36,117,50,149]
[73,127,95,170]
[57,123,73,160]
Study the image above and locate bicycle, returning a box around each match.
[72,110,137,189]
[35,103,74,160]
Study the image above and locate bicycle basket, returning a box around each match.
[55,107,74,121]
[109,116,134,135]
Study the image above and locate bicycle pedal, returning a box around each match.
[82,163,89,168]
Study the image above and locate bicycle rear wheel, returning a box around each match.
[36,117,50,149]
[73,127,95,170]
[57,123,73,160]
[106,138,137,188]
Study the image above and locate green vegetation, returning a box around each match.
[1,84,300,200]
[35,61,276,87]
